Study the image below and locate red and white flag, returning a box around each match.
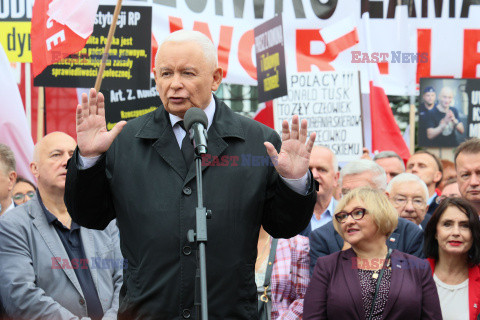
[253,101,274,129]
[0,43,35,182]
[31,0,99,77]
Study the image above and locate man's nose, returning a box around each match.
[470,173,480,186]
[404,199,415,211]
[170,73,183,89]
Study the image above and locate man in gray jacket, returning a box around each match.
[0,132,123,320]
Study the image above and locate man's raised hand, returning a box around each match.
[76,88,127,157]
[264,115,316,179]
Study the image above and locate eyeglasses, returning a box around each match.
[392,196,426,209]
[334,207,367,223]
[13,191,35,202]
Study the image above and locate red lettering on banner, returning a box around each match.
[167,17,234,78]
[296,29,334,71]
[416,28,453,85]
[296,28,358,72]
[238,29,257,80]
[416,29,431,84]
[463,29,480,78]
[169,16,183,33]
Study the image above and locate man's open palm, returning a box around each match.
[76,88,126,157]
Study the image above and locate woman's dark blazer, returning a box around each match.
[304,248,442,320]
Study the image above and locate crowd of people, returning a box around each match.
[0,30,479,320]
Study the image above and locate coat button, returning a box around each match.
[183,187,192,195]
[182,309,191,318]
[79,298,85,305]
[182,245,192,256]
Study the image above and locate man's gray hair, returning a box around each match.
[339,159,387,190]
[158,30,218,68]
[0,144,16,174]
[386,173,429,200]
[373,151,405,170]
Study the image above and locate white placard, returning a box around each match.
[274,71,363,162]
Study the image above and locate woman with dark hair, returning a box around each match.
[12,176,36,206]
[424,197,480,320]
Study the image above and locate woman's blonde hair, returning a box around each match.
[333,187,398,238]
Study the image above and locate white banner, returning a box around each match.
[274,71,363,163]
[150,0,480,96]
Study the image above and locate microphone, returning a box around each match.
[184,107,208,155]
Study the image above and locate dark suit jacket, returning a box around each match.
[427,195,439,215]
[65,97,317,320]
[421,213,432,230]
[308,218,424,275]
[304,249,442,320]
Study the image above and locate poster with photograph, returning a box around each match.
[418,78,480,148]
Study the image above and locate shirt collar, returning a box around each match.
[36,190,79,229]
[6,200,15,212]
[168,94,215,130]
[427,191,438,206]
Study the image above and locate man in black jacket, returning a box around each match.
[65,30,317,319]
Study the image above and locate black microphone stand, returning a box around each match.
[187,136,211,320]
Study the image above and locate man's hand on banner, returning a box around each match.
[76,88,127,157]
[264,115,316,179]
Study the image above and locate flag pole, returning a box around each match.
[37,86,44,140]
[94,0,123,92]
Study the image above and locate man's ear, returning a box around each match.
[7,171,17,191]
[30,162,39,178]
[211,67,223,91]
[433,171,442,184]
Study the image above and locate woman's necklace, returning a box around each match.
[371,250,392,279]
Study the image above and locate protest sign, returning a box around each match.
[33,5,151,89]
[274,71,363,162]
[101,78,160,130]
[254,14,287,103]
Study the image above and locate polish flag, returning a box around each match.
[253,101,274,129]
[31,0,99,77]
[0,43,35,182]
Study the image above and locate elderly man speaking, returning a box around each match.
[65,30,317,319]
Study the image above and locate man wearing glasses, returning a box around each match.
[0,143,17,215]
[386,173,431,229]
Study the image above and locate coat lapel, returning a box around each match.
[381,251,405,318]
[341,249,366,320]
[334,229,344,250]
[136,107,188,180]
[29,199,84,298]
[184,96,245,186]
[136,97,246,185]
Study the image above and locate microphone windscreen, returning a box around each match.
[184,107,208,131]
